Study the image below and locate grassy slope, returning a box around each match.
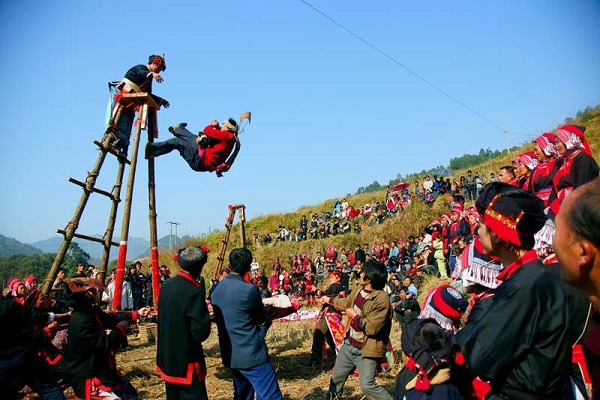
[147,106,600,280]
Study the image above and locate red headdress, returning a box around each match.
[534,132,557,158]
[554,125,592,156]
[516,151,538,171]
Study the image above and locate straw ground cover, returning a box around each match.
[118,310,404,400]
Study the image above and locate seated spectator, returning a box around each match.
[419,284,468,333]
[395,318,463,400]
[392,286,420,324]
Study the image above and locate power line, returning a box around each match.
[298,0,510,134]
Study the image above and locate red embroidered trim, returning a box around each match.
[156,362,206,384]
[484,194,524,246]
[177,271,202,287]
[497,250,538,281]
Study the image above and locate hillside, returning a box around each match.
[0,234,43,257]
[140,105,600,280]
[27,234,189,262]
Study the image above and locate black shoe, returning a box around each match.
[145,142,154,159]
[168,122,187,134]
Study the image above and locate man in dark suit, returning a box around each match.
[211,248,283,400]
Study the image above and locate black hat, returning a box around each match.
[177,246,209,273]
[476,182,546,247]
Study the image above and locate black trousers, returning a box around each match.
[165,374,208,400]
[151,126,206,172]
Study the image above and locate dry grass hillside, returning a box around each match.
[142,105,600,280]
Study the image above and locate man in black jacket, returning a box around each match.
[157,246,211,400]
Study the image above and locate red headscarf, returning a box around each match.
[534,132,557,158]
[554,125,592,156]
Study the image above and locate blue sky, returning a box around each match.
[1,1,599,244]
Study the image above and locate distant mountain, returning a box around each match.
[28,233,188,261]
[0,234,43,256]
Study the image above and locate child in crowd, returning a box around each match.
[395,318,463,400]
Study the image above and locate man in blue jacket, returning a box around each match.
[211,247,283,400]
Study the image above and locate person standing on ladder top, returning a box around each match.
[105,54,170,151]
[145,118,241,178]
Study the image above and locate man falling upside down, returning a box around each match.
[146,115,246,177]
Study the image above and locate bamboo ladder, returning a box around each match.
[213,204,247,280]
[41,93,162,310]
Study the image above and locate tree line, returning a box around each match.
[0,242,91,286]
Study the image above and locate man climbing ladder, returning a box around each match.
[145,112,250,177]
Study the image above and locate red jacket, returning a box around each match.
[199,125,236,171]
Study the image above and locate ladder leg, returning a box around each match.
[147,112,161,309]
[97,158,126,284]
[42,150,110,295]
[112,105,144,311]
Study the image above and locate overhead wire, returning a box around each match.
[298,0,526,136]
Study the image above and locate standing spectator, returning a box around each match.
[268,270,280,293]
[321,260,393,400]
[413,180,423,200]
[250,258,260,272]
[72,262,87,278]
[489,172,498,182]
[422,175,434,195]
[52,267,70,313]
[157,246,211,399]
[306,270,345,367]
[102,269,134,311]
[464,170,476,201]
[457,183,571,398]
[211,248,283,400]
[474,171,484,198]
[127,263,143,311]
[354,244,366,265]
[159,265,171,286]
[299,215,308,240]
[432,175,441,196]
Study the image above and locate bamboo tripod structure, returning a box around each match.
[213,204,247,280]
[42,93,162,310]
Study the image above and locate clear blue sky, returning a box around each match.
[1,1,599,244]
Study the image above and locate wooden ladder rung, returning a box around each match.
[93,140,131,164]
[56,229,119,247]
[68,177,117,200]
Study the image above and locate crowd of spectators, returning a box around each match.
[3,124,599,399]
